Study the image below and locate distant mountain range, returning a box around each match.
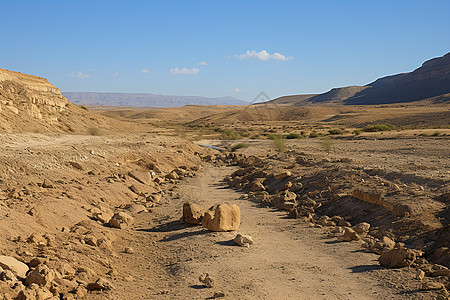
[269,52,450,106]
[63,92,249,107]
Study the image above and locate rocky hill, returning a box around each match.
[269,52,450,106]
[63,92,248,107]
[0,68,122,134]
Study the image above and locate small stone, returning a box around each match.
[416,269,425,280]
[199,273,214,288]
[213,291,226,298]
[421,281,444,290]
[109,212,134,229]
[87,277,114,291]
[233,234,253,247]
[337,227,360,242]
[124,247,135,254]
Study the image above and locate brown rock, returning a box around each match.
[0,256,29,279]
[337,227,360,242]
[352,222,370,235]
[250,181,265,192]
[202,203,240,231]
[165,171,179,180]
[379,247,416,268]
[109,212,133,229]
[280,201,297,211]
[87,277,114,291]
[421,281,445,290]
[25,265,55,288]
[182,202,203,225]
[199,273,214,288]
[128,170,153,185]
[274,171,291,181]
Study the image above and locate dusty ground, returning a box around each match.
[0,103,449,299]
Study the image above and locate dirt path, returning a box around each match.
[124,165,417,300]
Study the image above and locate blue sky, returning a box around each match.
[1,1,449,102]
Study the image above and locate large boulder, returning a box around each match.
[379,247,417,268]
[0,256,29,279]
[202,203,240,231]
[182,202,203,225]
[128,170,153,185]
[109,212,134,229]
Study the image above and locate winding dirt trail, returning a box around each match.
[120,165,413,300]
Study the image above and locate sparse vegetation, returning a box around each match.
[321,137,334,153]
[285,132,303,139]
[230,143,249,152]
[328,129,345,135]
[309,131,320,138]
[353,129,362,135]
[432,131,442,136]
[80,105,88,111]
[88,127,100,136]
[272,135,287,152]
[362,124,396,132]
[222,129,240,140]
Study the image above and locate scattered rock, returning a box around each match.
[213,291,226,298]
[41,179,54,189]
[87,277,114,291]
[128,170,153,185]
[125,203,148,214]
[274,171,291,180]
[337,227,360,242]
[416,269,425,280]
[69,161,84,170]
[318,216,335,227]
[352,222,370,235]
[280,201,297,211]
[202,203,240,232]
[124,247,135,254]
[233,234,253,247]
[25,265,55,288]
[109,212,134,229]
[28,258,42,268]
[182,202,204,225]
[199,273,214,288]
[421,281,445,290]
[379,247,417,268]
[84,235,98,247]
[0,256,29,279]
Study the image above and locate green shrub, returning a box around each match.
[321,137,334,153]
[353,129,362,135]
[328,129,345,135]
[273,135,287,153]
[362,124,396,132]
[250,135,259,139]
[267,133,276,140]
[80,105,88,111]
[222,129,240,140]
[285,133,303,139]
[309,131,319,138]
[230,143,249,152]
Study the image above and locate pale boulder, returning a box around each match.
[337,227,360,242]
[202,203,240,231]
[0,256,29,279]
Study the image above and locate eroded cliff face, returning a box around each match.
[0,69,69,124]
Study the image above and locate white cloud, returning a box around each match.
[170,67,199,75]
[67,71,89,79]
[234,88,242,93]
[196,61,208,66]
[111,72,119,77]
[141,69,150,73]
[235,50,293,61]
